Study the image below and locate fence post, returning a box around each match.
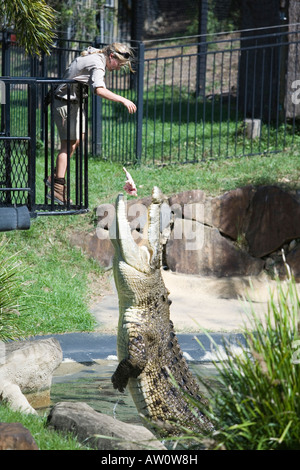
[135,41,144,163]
[1,32,10,137]
[28,81,37,213]
[92,94,102,156]
[196,0,208,98]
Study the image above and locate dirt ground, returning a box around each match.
[90,269,288,335]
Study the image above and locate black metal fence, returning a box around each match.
[1,26,300,217]
[3,27,300,165]
[133,26,300,164]
[0,77,89,216]
[85,25,300,165]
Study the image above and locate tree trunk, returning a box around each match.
[238,0,281,121]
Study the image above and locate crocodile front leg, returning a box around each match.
[112,332,148,393]
[111,359,143,392]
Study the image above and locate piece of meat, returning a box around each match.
[123,167,138,196]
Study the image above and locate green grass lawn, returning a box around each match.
[0,404,91,450]
[1,147,300,451]
[1,148,300,338]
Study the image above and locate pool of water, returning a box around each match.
[48,359,220,426]
[50,359,140,424]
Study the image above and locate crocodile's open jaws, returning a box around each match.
[110,187,212,435]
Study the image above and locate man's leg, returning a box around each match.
[56,139,80,178]
[46,139,79,205]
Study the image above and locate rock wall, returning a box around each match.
[70,185,300,281]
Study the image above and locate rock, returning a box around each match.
[245,186,300,257]
[170,187,254,242]
[169,189,206,208]
[47,401,166,451]
[289,239,297,251]
[166,220,264,277]
[277,245,300,281]
[209,186,255,240]
[96,203,115,230]
[70,230,114,268]
[71,186,300,280]
[286,246,300,281]
[0,422,38,450]
[0,338,62,414]
[0,383,37,415]
[181,186,254,241]
[96,196,152,230]
[126,195,152,222]
[126,199,149,232]
[265,257,275,270]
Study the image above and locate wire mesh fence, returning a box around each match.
[0,77,89,216]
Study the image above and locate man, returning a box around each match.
[47,43,137,205]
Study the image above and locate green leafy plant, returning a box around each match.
[48,0,105,42]
[0,240,25,342]
[0,0,56,56]
[171,256,300,450]
[0,403,91,450]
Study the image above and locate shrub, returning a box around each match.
[175,257,300,450]
[0,240,25,342]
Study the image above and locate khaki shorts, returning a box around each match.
[53,99,86,141]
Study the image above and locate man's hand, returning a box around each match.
[96,87,137,114]
[122,98,137,114]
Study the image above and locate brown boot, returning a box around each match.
[44,168,56,188]
[47,177,66,205]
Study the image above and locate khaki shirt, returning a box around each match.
[55,53,107,101]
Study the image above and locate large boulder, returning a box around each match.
[245,186,300,257]
[166,219,264,277]
[0,422,38,450]
[0,338,62,414]
[73,186,300,280]
[70,230,114,269]
[47,401,166,451]
[175,187,255,241]
[208,186,255,240]
[169,189,206,209]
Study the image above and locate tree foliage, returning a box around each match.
[0,0,56,56]
[48,0,105,42]
[0,241,25,342]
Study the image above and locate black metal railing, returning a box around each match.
[1,26,300,169]
[98,26,300,164]
[0,77,89,217]
[132,27,300,164]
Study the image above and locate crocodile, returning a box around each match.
[110,187,212,435]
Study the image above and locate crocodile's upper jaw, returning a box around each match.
[110,186,163,274]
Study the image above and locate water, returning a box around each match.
[48,358,220,426]
[50,359,141,424]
